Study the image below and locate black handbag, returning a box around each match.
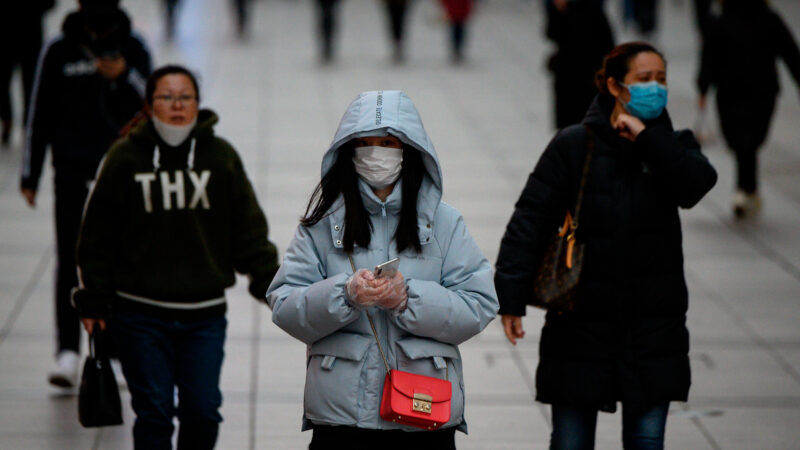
[529,126,595,312]
[78,327,123,427]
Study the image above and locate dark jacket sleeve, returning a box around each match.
[636,125,718,208]
[21,41,59,191]
[73,145,128,318]
[773,12,800,93]
[494,132,572,316]
[229,149,280,301]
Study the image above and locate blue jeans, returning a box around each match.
[113,312,227,450]
[550,402,669,450]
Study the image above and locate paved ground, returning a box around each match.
[1,0,799,448]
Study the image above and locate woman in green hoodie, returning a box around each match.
[74,65,279,450]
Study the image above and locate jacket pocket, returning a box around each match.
[395,336,465,427]
[304,333,372,425]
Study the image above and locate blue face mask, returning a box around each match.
[621,81,668,120]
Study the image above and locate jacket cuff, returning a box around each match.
[71,288,110,319]
[494,279,528,317]
[248,265,280,301]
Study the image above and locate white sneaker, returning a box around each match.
[48,350,80,388]
[732,190,762,219]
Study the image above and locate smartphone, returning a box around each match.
[374,258,400,279]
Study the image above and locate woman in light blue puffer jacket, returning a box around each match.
[266,90,498,448]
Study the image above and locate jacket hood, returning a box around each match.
[62,7,131,47]
[322,91,443,231]
[582,93,674,143]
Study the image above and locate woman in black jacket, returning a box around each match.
[697,0,800,218]
[495,42,717,449]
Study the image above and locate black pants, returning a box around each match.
[0,29,42,125]
[450,21,466,59]
[717,92,776,193]
[309,425,456,450]
[54,175,91,355]
[633,0,658,34]
[317,0,340,59]
[385,0,409,44]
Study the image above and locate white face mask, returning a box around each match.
[152,115,197,147]
[353,146,403,189]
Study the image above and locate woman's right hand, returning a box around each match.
[81,318,106,334]
[345,268,388,310]
[501,314,525,345]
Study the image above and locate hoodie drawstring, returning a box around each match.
[153,146,160,171]
[187,138,196,170]
[152,138,196,171]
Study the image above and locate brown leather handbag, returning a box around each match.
[530,127,595,312]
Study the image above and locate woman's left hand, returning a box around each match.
[375,271,408,312]
[614,113,646,142]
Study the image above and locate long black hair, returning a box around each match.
[301,140,426,254]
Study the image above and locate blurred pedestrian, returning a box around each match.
[495,42,717,449]
[75,65,280,450]
[545,0,614,129]
[316,0,341,63]
[697,0,800,219]
[0,0,55,147]
[439,0,472,63]
[163,0,250,41]
[20,0,152,389]
[634,0,659,38]
[267,90,498,447]
[384,0,411,63]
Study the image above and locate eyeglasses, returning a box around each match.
[153,94,197,104]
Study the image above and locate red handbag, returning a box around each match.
[349,256,452,430]
[379,369,452,430]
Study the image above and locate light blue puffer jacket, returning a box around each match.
[266,91,499,433]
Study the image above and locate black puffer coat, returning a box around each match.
[494,95,717,411]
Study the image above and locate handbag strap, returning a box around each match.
[571,125,596,231]
[348,255,392,376]
[347,254,449,380]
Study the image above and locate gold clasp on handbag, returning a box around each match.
[412,393,432,414]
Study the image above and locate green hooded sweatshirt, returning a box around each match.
[73,109,279,320]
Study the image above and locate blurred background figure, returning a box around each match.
[0,0,55,148]
[439,0,472,63]
[232,0,252,39]
[164,0,251,41]
[620,0,658,40]
[634,0,659,39]
[20,0,151,389]
[692,0,714,40]
[316,0,341,63]
[545,0,614,129]
[164,0,180,40]
[384,0,411,63]
[697,0,800,219]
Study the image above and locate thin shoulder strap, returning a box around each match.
[572,125,595,230]
[348,255,392,375]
